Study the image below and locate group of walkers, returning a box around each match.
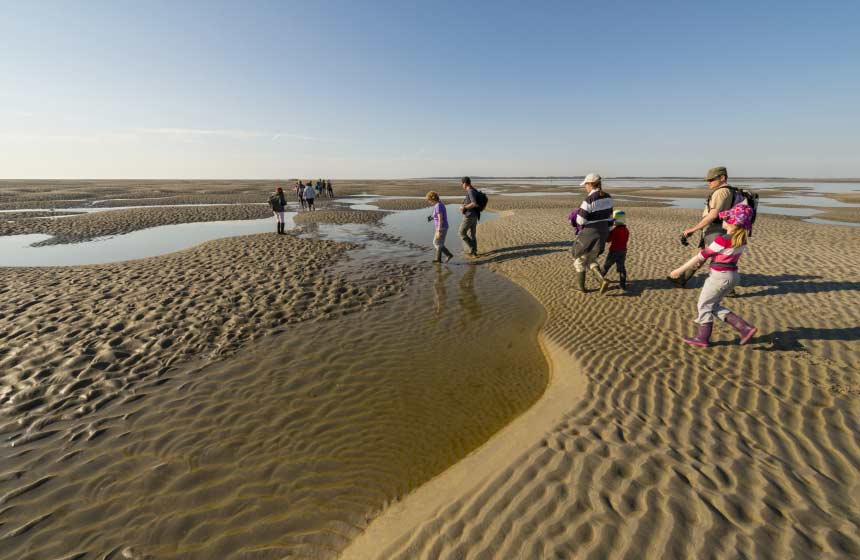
[424,168,756,349]
[560,166,757,348]
[269,167,758,349]
[294,179,333,211]
[424,176,485,263]
[268,179,334,219]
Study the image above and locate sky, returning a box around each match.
[1,0,858,179]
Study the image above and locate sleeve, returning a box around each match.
[700,235,730,259]
[709,188,733,212]
[575,200,590,227]
[468,190,478,206]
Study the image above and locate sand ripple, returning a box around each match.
[0,266,547,559]
[363,207,860,559]
[0,234,416,444]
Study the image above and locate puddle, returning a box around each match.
[1,215,295,267]
[0,259,548,558]
[381,205,498,248]
[2,199,500,268]
[619,194,858,224]
[498,191,578,197]
[804,217,860,227]
[0,199,549,557]
[0,202,269,216]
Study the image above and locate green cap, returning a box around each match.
[705,166,727,181]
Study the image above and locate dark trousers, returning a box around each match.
[459,214,478,255]
[602,250,627,287]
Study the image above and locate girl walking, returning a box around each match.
[269,187,287,234]
[426,191,453,263]
[670,204,757,347]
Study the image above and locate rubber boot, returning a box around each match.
[275,223,280,234]
[724,313,757,345]
[433,249,442,263]
[682,323,713,347]
[590,265,609,295]
[442,247,454,263]
[574,270,587,293]
[619,273,627,291]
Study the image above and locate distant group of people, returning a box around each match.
[268,179,335,223]
[294,179,333,211]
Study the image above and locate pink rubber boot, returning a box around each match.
[682,323,713,347]
[724,313,757,345]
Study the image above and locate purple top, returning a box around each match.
[432,202,448,229]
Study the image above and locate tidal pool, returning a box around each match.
[0,215,294,267]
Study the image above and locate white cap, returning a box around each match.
[580,173,602,186]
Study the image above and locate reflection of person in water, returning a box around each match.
[433,266,452,319]
[458,265,482,324]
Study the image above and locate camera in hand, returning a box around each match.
[427,215,433,222]
[679,233,690,246]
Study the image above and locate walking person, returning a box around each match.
[599,210,630,293]
[458,176,480,257]
[569,173,612,293]
[303,182,316,211]
[670,166,742,287]
[426,191,453,263]
[269,186,287,234]
[670,204,757,347]
[326,180,333,198]
[296,181,306,210]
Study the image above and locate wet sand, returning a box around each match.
[3,180,860,558]
[346,204,860,559]
[1,264,547,559]
[0,204,275,245]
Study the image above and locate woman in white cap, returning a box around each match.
[568,173,613,292]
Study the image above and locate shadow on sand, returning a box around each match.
[755,326,860,352]
[476,241,570,264]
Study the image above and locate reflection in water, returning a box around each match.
[458,264,482,324]
[433,265,453,318]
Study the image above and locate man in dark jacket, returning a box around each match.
[569,173,612,292]
[459,176,480,257]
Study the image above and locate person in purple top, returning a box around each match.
[426,191,453,263]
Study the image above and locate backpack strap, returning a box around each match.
[707,185,737,224]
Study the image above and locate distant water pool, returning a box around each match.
[0,215,294,267]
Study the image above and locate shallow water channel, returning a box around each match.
[0,207,548,558]
[0,202,495,267]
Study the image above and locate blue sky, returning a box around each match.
[1,0,858,179]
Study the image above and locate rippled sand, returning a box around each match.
[0,217,548,558]
[346,206,860,559]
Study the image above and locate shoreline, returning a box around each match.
[341,334,586,559]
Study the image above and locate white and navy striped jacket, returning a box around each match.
[569,190,613,233]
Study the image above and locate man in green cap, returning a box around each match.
[669,166,739,287]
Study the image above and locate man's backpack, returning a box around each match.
[474,189,489,212]
[710,186,760,235]
[730,186,759,235]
